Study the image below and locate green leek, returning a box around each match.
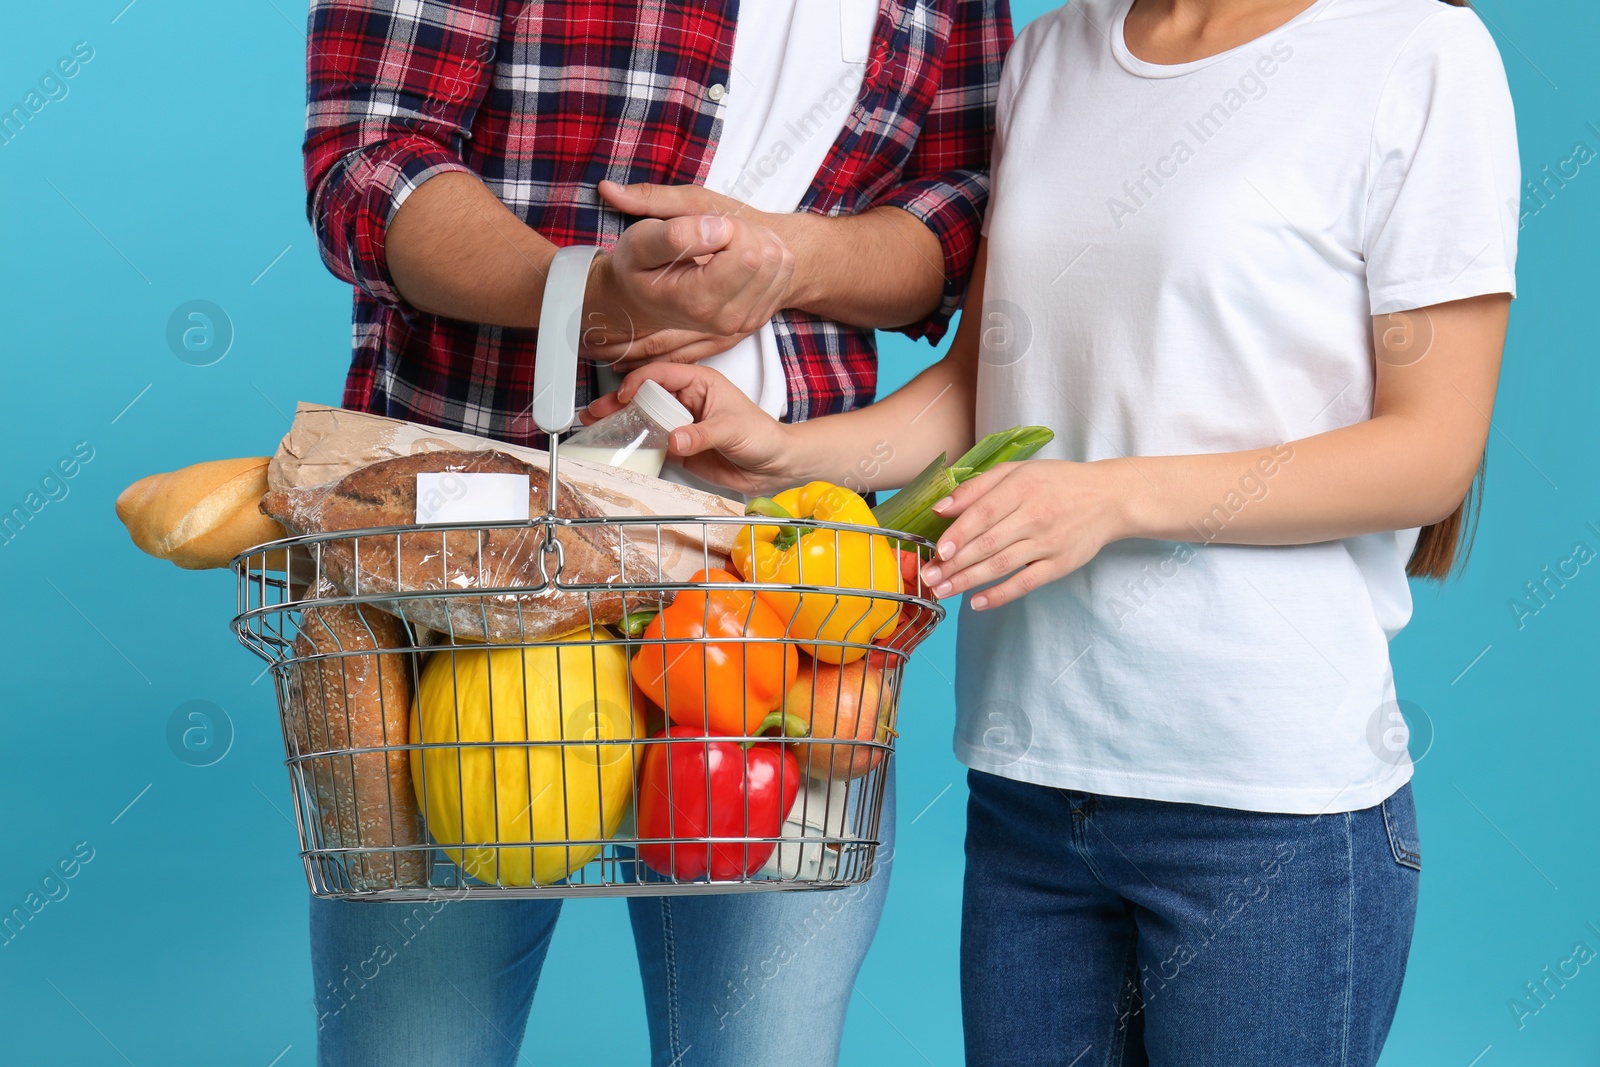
[871,426,1054,545]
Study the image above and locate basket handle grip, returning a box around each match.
[532,246,601,436]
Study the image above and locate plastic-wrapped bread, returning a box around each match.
[286,582,427,890]
[259,450,656,643]
[267,402,743,581]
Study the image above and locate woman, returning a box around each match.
[589,0,1518,1060]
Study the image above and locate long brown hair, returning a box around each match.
[1405,0,1478,581]
[1408,458,1484,581]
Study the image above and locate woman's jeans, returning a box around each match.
[961,770,1420,1067]
[311,769,893,1067]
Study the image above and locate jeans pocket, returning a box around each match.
[1380,785,1422,871]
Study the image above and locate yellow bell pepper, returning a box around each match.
[732,481,902,664]
[409,628,644,886]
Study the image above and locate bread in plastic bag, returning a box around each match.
[260,450,655,642]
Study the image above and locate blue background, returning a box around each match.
[1,1,1595,1063]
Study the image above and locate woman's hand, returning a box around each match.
[919,460,1137,611]
[583,363,801,496]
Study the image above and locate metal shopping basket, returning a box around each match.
[230,282,941,900]
[230,500,940,901]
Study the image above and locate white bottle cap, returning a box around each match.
[631,378,694,432]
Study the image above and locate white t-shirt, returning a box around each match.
[954,0,1519,814]
[690,0,878,422]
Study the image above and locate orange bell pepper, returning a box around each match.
[630,569,799,735]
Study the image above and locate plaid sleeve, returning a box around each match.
[303,0,503,306]
[878,0,1012,343]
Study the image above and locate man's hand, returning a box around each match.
[583,186,795,372]
[599,179,947,335]
[601,180,769,229]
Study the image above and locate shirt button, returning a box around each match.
[707,83,726,102]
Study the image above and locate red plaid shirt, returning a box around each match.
[304,0,1010,443]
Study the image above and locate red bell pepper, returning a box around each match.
[636,712,806,881]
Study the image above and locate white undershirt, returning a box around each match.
[690,0,877,422]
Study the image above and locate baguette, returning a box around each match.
[116,457,287,569]
[286,583,427,890]
[260,450,658,642]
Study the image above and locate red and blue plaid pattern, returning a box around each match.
[304,0,1010,442]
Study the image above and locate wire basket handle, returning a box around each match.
[531,245,601,543]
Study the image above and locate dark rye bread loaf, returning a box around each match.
[260,450,657,642]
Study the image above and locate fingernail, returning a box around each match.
[938,541,956,561]
[921,565,942,584]
[934,581,954,598]
[700,217,728,243]
[932,496,954,513]
[971,595,988,610]
[671,430,690,452]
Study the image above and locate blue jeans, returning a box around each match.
[961,770,1420,1067]
[311,769,893,1066]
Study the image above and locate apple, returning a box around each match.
[782,655,897,783]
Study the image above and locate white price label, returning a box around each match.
[415,472,531,525]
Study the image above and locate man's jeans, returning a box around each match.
[311,768,894,1067]
[961,769,1420,1067]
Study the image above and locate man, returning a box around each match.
[302,1,1008,1063]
